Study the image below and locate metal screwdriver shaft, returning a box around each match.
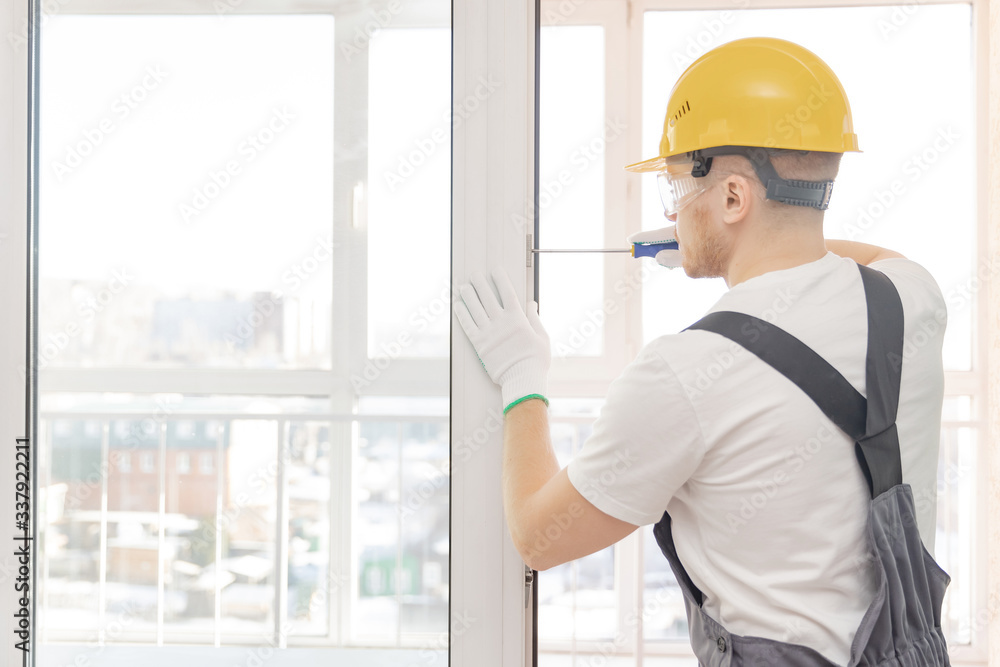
[530,248,631,253]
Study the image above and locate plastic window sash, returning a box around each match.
[30,1,458,661]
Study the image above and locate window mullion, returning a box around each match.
[157,421,167,645]
[274,420,290,647]
[330,6,372,648]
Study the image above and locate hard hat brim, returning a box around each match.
[624,155,667,173]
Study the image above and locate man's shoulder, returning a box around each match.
[869,256,943,293]
[869,257,948,326]
[639,327,747,381]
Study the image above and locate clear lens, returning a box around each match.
[656,165,730,216]
[656,169,705,216]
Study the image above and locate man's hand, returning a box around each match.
[454,268,551,412]
[454,271,636,570]
[628,225,682,268]
[825,239,905,265]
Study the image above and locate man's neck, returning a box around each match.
[724,227,828,288]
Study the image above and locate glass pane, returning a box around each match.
[285,421,331,636]
[641,525,688,642]
[162,419,225,641]
[538,25,607,358]
[641,6,975,372]
[540,403,617,662]
[941,395,972,422]
[38,395,450,651]
[38,419,102,638]
[39,15,335,369]
[37,3,452,661]
[936,425,976,645]
[104,419,160,643]
[216,419,278,638]
[368,29,451,359]
[356,419,450,642]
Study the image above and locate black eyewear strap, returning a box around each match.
[687,145,835,211]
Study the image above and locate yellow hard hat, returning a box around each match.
[627,37,860,174]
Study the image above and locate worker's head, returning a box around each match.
[627,37,859,280]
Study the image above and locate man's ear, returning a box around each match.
[720,174,754,226]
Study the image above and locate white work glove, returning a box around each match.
[628,225,682,269]
[454,268,551,413]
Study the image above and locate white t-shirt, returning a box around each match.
[567,252,946,666]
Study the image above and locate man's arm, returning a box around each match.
[453,269,638,571]
[826,239,905,265]
[503,398,637,571]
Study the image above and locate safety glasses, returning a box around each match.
[656,162,726,217]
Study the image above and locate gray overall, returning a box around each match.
[653,263,951,666]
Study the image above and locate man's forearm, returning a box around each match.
[826,239,905,265]
[502,398,560,555]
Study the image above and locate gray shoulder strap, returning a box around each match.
[684,263,905,498]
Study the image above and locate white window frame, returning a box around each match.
[1,0,536,666]
[539,1,993,665]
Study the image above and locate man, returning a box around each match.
[455,37,949,665]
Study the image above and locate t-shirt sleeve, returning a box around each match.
[566,341,707,526]
[869,257,947,320]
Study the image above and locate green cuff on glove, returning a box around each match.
[503,393,550,414]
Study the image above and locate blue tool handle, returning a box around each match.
[632,240,678,258]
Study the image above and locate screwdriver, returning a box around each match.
[530,238,678,259]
